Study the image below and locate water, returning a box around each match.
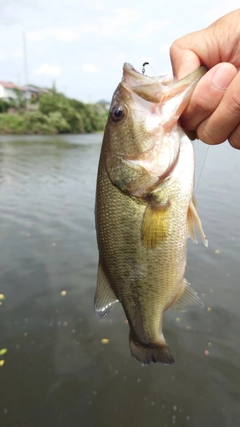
[0,134,239,427]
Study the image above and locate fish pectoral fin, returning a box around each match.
[141,201,170,248]
[170,278,204,311]
[187,197,208,247]
[94,263,118,320]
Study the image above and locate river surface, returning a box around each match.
[0,134,239,427]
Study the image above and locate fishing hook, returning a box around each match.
[142,62,149,75]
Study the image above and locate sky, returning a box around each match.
[0,0,239,103]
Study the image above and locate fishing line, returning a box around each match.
[195,144,209,193]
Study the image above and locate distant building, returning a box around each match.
[24,85,49,102]
[0,81,26,100]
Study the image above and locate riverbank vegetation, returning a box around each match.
[0,91,109,135]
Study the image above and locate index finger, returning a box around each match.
[170,44,201,80]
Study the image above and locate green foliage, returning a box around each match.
[0,112,68,135]
[39,92,107,133]
[0,90,108,135]
[47,112,70,133]
[13,88,26,108]
[0,99,10,113]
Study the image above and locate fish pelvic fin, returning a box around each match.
[141,201,170,248]
[94,263,118,320]
[187,197,208,247]
[129,332,174,366]
[170,278,204,311]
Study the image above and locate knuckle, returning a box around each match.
[228,125,240,149]
[226,93,240,117]
[197,123,223,145]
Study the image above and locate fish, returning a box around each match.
[94,63,208,366]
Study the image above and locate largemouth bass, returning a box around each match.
[95,63,207,365]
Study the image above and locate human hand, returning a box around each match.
[170,9,240,149]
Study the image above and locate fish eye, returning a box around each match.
[110,105,126,122]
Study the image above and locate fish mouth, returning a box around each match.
[123,63,144,79]
[122,63,163,103]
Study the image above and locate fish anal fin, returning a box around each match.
[170,278,203,311]
[187,198,208,247]
[129,332,174,366]
[141,201,170,248]
[94,263,118,320]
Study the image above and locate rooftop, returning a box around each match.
[0,81,25,91]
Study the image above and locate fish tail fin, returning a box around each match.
[129,332,174,366]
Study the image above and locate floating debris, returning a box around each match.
[0,294,5,301]
[207,307,212,312]
[101,338,109,344]
[176,318,181,323]
[0,349,7,356]
[0,360,5,367]
[61,290,67,296]
[215,249,220,254]
[204,350,210,356]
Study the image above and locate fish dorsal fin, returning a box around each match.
[141,201,170,248]
[187,197,208,247]
[170,279,203,311]
[94,263,118,320]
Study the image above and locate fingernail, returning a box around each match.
[212,64,236,90]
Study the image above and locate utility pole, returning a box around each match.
[23,31,29,108]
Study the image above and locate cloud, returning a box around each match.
[50,29,79,41]
[35,64,61,77]
[27,26,96,43]
[12,50,23,59]
[27,30,47,42]
[82,64,99,73]
[116,53,126,61]
[202,2,240,24]
[95,2,107,10]
[99,8,140,37]
[27,28,79,42]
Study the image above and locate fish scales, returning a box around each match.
[94,63,207,365]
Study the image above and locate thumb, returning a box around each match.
[170,43,201,80]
